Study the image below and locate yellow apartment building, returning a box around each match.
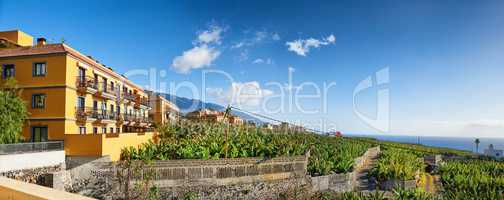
[147,91,180,125]
[0,30,170,160]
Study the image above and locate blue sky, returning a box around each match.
[1,0,504,137]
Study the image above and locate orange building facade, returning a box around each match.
[0,30,171,160]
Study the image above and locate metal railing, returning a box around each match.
[124,93,137,101]
[139,98,150,106]
[76,107,118,120]
[0,141,64,155]
[76,76,98,89]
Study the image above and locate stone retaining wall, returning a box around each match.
[310,146,380,192]
[47,156,111,191]
[138,154,309,187]
[0,165,62,186]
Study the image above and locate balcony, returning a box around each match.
[135,116,152,127]
[94,84,117,100]
[95,110,117,124]
[123,93,136,104]
[123,114,136,126]
[76,76,98,94]
[75,107,97,123]
[115,113,124,124]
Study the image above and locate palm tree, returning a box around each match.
[475,138,480,153]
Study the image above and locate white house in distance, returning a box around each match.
[484,144,503,158]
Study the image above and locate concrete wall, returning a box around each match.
[0,150,65,173]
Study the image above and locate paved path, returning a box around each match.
[355,147,380,191]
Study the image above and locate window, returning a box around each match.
[2,64,15,78]
[116,128,120,133]
[78,67,86,79]
[32,94,46,108]
[110,127,114,133]
[31,126,48,142]
[93,100,98,110]
[102,77,107,92]
[33,62,46,76]
[94,74,99,88]
[79,127,86,134]
[110,105,114,113]
[110,82,115,92]
[77,97,85,109]
[93,127,98,134]
[102,127,107,134]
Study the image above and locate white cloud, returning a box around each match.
[237,50,249,62]
[272,33,281,41]
[231,30,281,49]
[286,34,336,56]
[326,34,336,43]
[253,58,273,65]
[255,31,268,42]
[196,25,223,45]
[171,45,220,74]
[231,42,245,49]
[207,81,274,107]
[252,58,264,64]
[171,25,224,74]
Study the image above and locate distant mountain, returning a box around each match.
[159,93,265,124]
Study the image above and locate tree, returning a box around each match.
[0,78,28,144]
[475,138,480,153]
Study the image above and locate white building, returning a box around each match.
[484,144,503,158]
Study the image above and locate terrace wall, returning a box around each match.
[310,146,380,192]
[139,154,309,187]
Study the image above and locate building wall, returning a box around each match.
[0,151,65,173]
[63,132,157,161]
[0,30,33,47]
[0,30,155,160]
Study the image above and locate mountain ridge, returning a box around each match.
[159,93,265,124]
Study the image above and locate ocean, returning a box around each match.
[347,134,504,154]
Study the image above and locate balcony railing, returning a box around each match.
[139,98,150,106]
[123,114,135,121]
[76,106,97,120]
[0,141,64,155]
[135,116,152,123]
[76,76,98,92]
[76,107,117,121]
[124,93,136,102]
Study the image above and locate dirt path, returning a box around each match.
[355,147,380,191]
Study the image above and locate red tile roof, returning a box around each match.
[0,43,66,57]
[0,43,145,92]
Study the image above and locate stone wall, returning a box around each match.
[47,156,111,191]
[136,154,309,187]
[310,147,380,192]
[0,165,62,186]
